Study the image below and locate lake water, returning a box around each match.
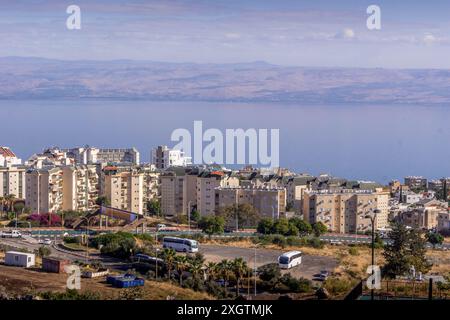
[1,99,450,183]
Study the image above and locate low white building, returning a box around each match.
[5,251,35,268]
[0,147,22,167]
[151,145,192,169]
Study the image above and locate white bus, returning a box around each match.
[162,237,199,253]
[278,251,302,269]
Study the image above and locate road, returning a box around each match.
[200,244,338,280]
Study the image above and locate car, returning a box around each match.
[320,270,329,277]
[39,238,52,245]
[156,224,167,230]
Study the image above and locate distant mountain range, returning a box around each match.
[1,56,450,104]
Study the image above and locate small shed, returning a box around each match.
[5,251,35,268]
[42,257,70,273]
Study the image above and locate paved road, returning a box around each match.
[200,244,338,280]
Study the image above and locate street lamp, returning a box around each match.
[187,200,191,234]
[80,216,96,264]
[365,209,380,301]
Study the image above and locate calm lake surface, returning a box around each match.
[1,99,450,183]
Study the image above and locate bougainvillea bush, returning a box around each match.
[27,213,62,227]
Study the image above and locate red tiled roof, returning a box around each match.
[0,147,16,158]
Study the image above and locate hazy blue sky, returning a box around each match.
[2,0,450,68]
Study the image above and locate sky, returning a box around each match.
[2,0,450,68]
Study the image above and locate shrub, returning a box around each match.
[37,246,51,257]
[258,263,281,282]
[272,235,287,248]
[348,247,359,256]
[27,213,62,227]
[40,289,100,300]
[279,274,313,293]
[307,237,324,249]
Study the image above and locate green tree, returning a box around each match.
[231,257,249,296]
[426,231,444,248]
[312,222,328,237]
[286,223,299,236]
[409,229,432,274]
[289,218,313,236]
[190,209,200,222]
[271,218,290,235]
[257,218,274,234]
[198,216,225,237]
[383,223,432,278]
[174,255,189,286]
[218,204,259,228]
[217,259,233,291]
[95,196,110,207]
[146,199,161,216]
[162,248,176,280]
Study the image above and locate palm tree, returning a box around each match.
[232,258,248,296]
[162,248,176,280]
[217,259,232,291]
[174,255,189,286]
[188,260,203,280]
[0,196,4,219]
[205,262,217,281]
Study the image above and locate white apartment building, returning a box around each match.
[61,165,100,212]
[64,146,140,165]
[0,147,22,167]
[151,145,192,169]
[0,166,26,199]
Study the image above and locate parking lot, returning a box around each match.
[200,244,338,280]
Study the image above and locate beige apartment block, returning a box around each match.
[399,199,446,230]
[303,189,390,234]
[142,169,161,206]
[61,165,99,212]
[101,167,144,215]
[160,172,186,217]
[196,171,240,216]
[26,167,63,213]
[215,186,287,218]
[0,166,26,199]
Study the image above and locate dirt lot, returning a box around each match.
[0,259,210,300]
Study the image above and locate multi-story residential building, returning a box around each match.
[0,147,22,167]
[26,147,74,168]
[61,165,100,212]
[282,175,313,214]
[101,166,144,215]
[302,189,390,233]
[141,167,161,208]
[215,186,287,218]
[26,167,63,213]
[0,166,26,199]
[437,211,450,233]
[404,176,428,190]
[151,145,192,169]
[196,171,239,216]
[398,199,447,230]
[64,146,140,165]
[160,171,186,217]
[400,191,423,204]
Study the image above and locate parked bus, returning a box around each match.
[278,251,302,269]
[162,237,199,253]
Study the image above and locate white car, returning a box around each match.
[39,238,53,245]
[156,224,167,231]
